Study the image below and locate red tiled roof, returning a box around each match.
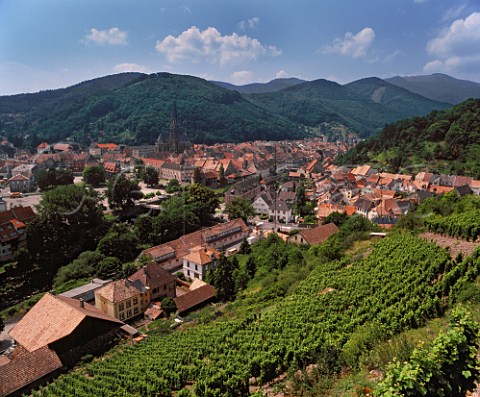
[95,279,144,303]
[174,284,216,313]
[0,346,63,397]
[10,293,122,352]
[298,223,339,245]
[129,264,176,290]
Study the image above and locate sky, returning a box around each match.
[1,0,479,95]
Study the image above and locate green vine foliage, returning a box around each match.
[376,307,480,397]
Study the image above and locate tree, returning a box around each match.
[218,163,227,187]
[212,253,236,301]
[193,167,202,184]
[238,237,251,255]
[83,165,106,187]
[165,178,181,193]
[294,181,307,216]
[0,315,4,335]
[161,297,177,316]
[224,197,255,223]
[35,168,74,190]
[97,223,140,262]
[96,256,122,279]
[27,185,106,268]
[143,166,159,187]
[245,256,256,278]
[322,211,348,227]
[107,174,143,211]
[186,183,220,224]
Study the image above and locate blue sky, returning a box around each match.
[1,0,479,95]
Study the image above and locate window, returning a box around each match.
[134,307,139,315]
[133,297,138,305]
[119,303,124,311]
[119,312,125,320]
[126,300,132,308]
[195,264,198,271]
[152,288,159,294]
[127,309,132,318]
[187,270,190,276]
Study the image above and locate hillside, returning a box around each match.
[344,77,451,120]
[0,73,305,146]
[0,72,453,146]
[246,78,449,138]
[210,77,306,93]
[337,98,480,178]
[33,226,480,396]
[386,73,480,105]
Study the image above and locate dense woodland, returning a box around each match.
[337,98,480,177]
[0,72,449,146]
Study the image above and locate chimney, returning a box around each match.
[79,298,84,308]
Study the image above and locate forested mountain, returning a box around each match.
[245,78,449,138]
[0,72,452,146]
[0,73,305,146]
[344,77,451,119]
[386,73,480,105]
[210,77,305,93]
[337,98,480,178]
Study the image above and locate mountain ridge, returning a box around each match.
[0,72,458,146]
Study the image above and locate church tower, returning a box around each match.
[155,101,191,155]
[168,101,180,154]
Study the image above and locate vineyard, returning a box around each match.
[419,192,480,241]
[34,233,480,396]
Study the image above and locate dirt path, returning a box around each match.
[421,232,479,258]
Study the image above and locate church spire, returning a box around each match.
[169,101,180,154]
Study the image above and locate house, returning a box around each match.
[224,177,261,205]
[8,174,34,193]
[182,245,220,280]
[268,200,293,223]
[3,293,123,396]
[89,143,118,156]
[36,142,50,154]
[287,222,339,246]
[160,162,194,183]
[0,205,35,262]
[128,264,176,301]
[174,282,217,314]
[59,278,112,302]
[253,193,273,215]
[95,279,150,322]
[142,218,250,273]
[354,197,375,218]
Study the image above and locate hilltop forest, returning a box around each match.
[0,72,449,147]
[337,98,480,178]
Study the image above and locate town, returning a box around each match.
[0,103,479,396]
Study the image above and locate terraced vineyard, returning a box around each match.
[36,233,480,396]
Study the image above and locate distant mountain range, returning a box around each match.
[385,73,480,105]
[0,72,477,146]
[210,78,305,94]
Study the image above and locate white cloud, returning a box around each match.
[85,27,128,45]
[424,12,480,79]
[238,17,260,30]
[230,70,254,85]
[441,4,467,22]
[275,70,289,79]
[324,27,375,58]
[113,63,152,74]
[180,5,191,14]
[155,26,281,65]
